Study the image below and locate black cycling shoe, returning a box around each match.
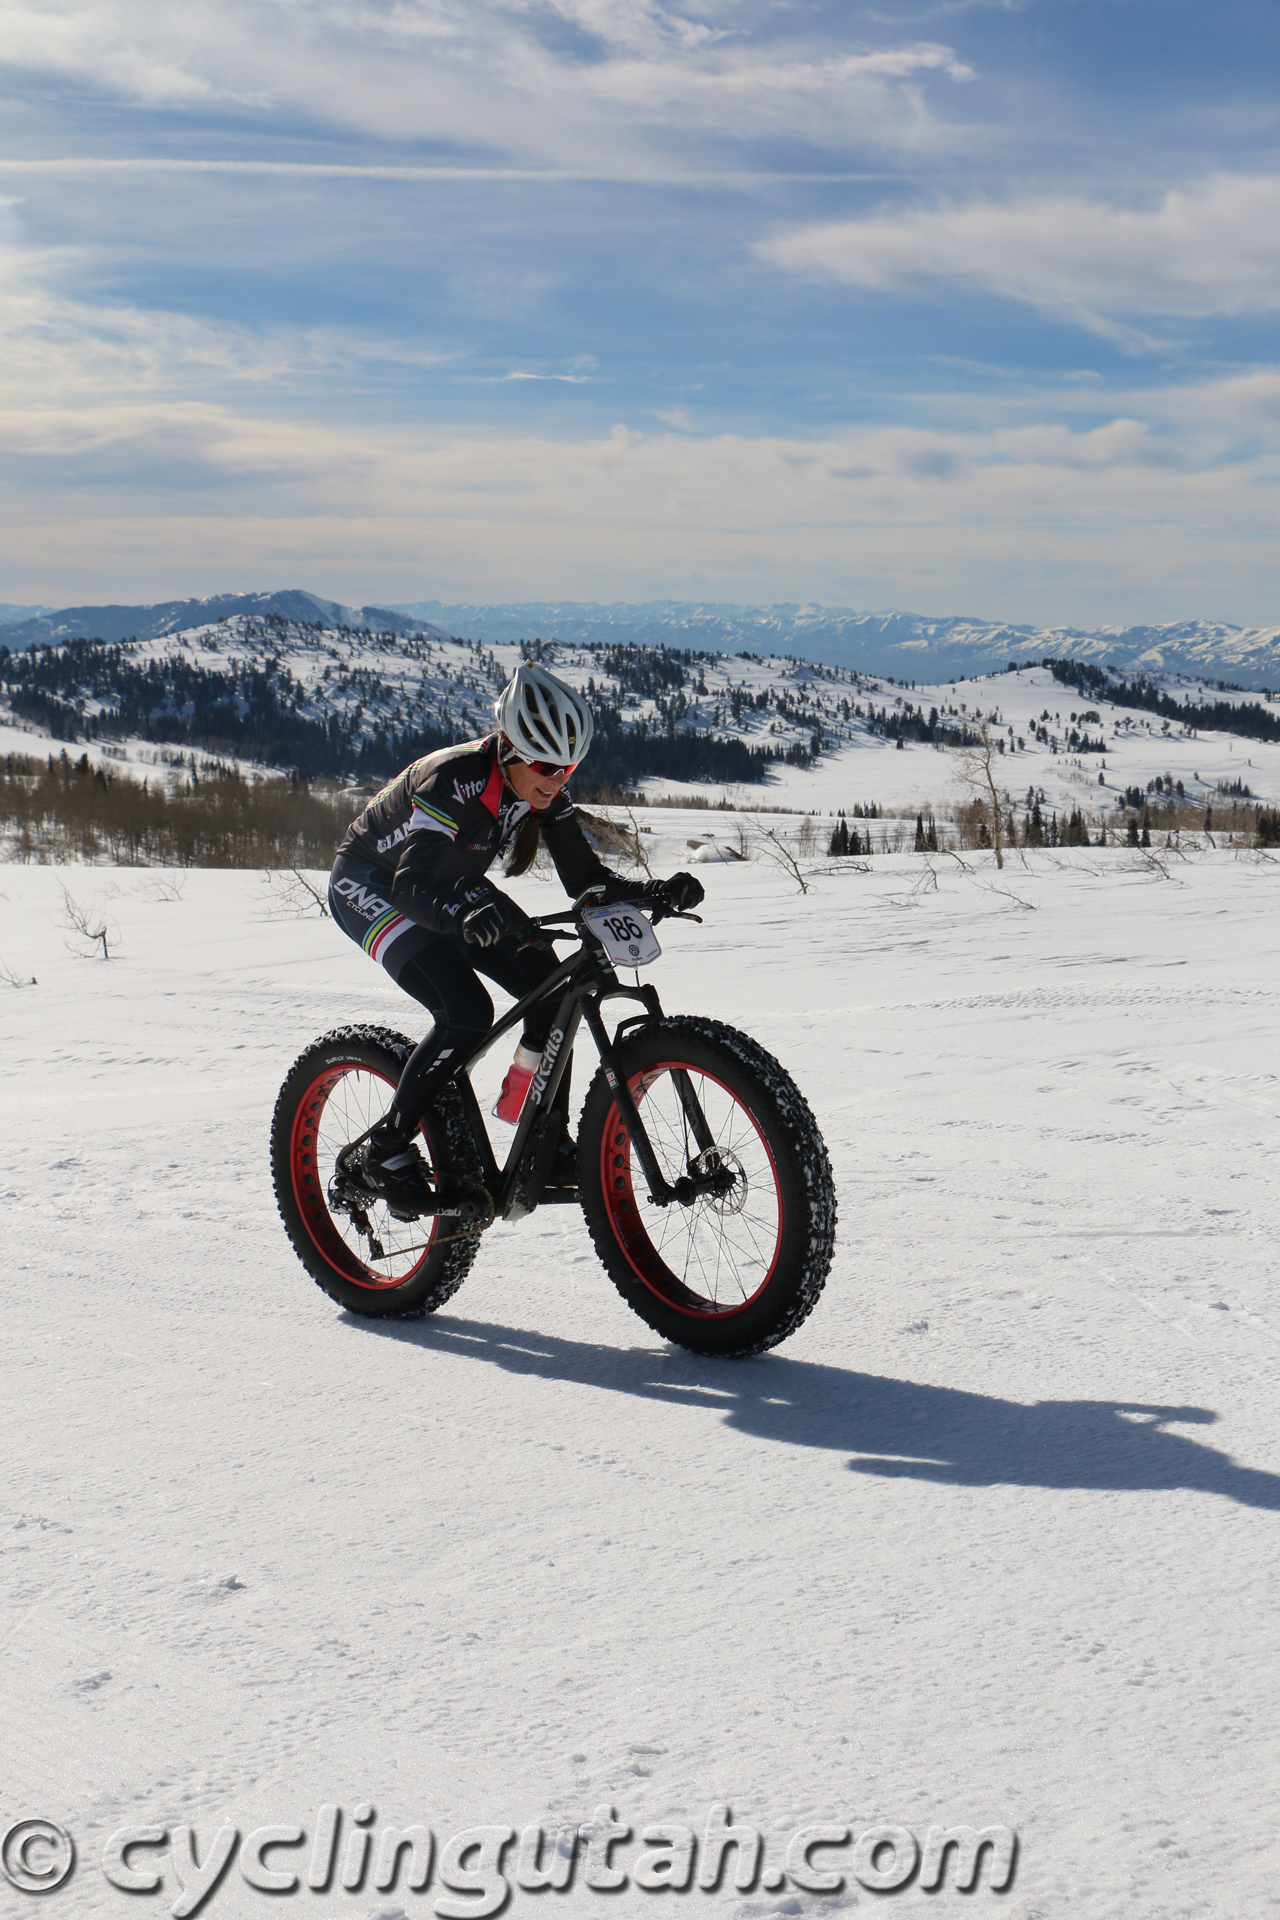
[338,1123,436,1220]
[548,1134,578,1189]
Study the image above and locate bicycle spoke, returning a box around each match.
[298,1064,437,1287]
[611,1061,782,1316]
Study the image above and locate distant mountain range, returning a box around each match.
[0,590,442,649]
[3,590,1278,688]
[0,604,54,626]
[394,601,1280,688]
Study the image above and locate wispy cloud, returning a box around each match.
[0,249,457,407]
[4,0,1277,624]
[0,0,974,162]
[5,363,1280,621]
[758,175,1280,326]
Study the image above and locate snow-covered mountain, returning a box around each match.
[393,600,1280,690]
[2,589,446,649]
[0,602,54,626]
[3,607,1278,830]
[5,593,1280,686]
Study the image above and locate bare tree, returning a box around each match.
[60,885,118,959]
[754,820,812,893]
[1129,847,1172,880]
[624,806,655,878]
[0,959,37,987]
[912,856,940,897]
[954,723,1007,869]
[576,805,654,878]
[254,867,331,919]
[981,879,1039,911]
[730,814,755,860]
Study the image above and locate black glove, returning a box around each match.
[459,883,534,948]
[594,875,648,907]
[646,871,705,915]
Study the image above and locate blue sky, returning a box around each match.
[2,0,1279,624]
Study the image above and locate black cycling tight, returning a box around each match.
[329,853,564,1132]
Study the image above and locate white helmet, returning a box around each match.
[494,662,594,766]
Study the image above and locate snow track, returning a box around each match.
[2,850,1278,1919]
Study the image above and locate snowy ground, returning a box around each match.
[3,845,1279,1920]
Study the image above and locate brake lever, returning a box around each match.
[648,905,703,926]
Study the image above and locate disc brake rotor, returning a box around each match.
[690,1145,748,1213]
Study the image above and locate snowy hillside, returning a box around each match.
[3,613,1279,847]
[6,594,1280,688]
[3,848,1279,1919]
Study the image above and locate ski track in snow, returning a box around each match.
[2,849,1278,1920]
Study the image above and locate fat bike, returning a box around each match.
[271,891,836,1356]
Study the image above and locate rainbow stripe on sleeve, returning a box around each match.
[410,796,459,839]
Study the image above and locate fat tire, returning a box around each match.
[271,1024,485,1318]
[578,1015,836,1356]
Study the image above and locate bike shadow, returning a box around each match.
[344,1312,1280,1510]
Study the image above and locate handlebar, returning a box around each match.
[519,890,702,951]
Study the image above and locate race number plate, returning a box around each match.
[582,905,662,967]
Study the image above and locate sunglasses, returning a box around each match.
[524,758,577,779]
[497,735,577,780]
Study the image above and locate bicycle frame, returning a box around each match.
[442,902,703,1224]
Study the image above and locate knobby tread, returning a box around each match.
[271,1023,485,1319]
[578,1014,837,1356]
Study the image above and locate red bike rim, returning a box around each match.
[599,1061,784,1317]
[290,1064,439,1289]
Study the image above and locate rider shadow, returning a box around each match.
[345,1312,1280,1511]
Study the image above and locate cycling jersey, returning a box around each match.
[334,735,611,939]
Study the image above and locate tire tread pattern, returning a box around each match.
[271,1024,485,1318]
[579,1014,837,1356]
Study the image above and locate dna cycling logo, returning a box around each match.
[333,878,393,923]
[529,1029,565,1106]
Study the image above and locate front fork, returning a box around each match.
[580,985,727,1208]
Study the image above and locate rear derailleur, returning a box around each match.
[328,1151,492,1250]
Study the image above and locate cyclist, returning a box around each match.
[328,661,704,1211]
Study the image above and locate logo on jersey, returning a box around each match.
[334,877,393,921]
